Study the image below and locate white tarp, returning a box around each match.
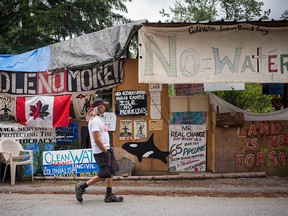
[138,24,288,84]
[208,92,288,121]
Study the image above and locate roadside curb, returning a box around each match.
[2,172,288,197]
[31,172,267,181]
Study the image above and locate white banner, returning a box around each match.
[0,122,55,144]
[139,24,288,83]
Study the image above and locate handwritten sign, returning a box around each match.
[169,124,206,172]
[139,24,288,83]
[42,149,98,177]
[115,90,147,116]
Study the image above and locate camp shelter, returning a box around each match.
[0,18,288,178]
[135,18,288,176]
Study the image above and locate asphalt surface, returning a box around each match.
[2,194,288,216]
[1,172,288,197]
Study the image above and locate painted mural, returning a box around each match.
[122,134,169,163]
[236,122,288,174]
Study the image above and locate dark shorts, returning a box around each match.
[94,149,119,178]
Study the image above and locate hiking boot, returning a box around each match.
[75,182,85,202]
[104,193,124,203]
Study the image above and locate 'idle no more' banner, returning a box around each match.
[0,60,123,95]
[169,124,206,172]
[139,24,288,84]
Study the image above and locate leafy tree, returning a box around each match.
[280,9,288,19]
[212,84,274,113]
[160,0,217,22]
[219,0,263,20]
[160,0,269,22]
[0,0,131,54]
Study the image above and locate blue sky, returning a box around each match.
[123,0,288,22]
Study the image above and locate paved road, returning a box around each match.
[1,193,288,216]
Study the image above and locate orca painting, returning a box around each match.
[122,134,169,163]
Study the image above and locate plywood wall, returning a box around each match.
[213,118,288,176]
[112,59,169,175]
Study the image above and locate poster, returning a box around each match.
[56,122,78,150]
[170,112,206,124]
[115,90,147,116]
[72,93,94,121]
[134,120,147,140]
[101,112,117,131]
[119,120,132,140]
[149,120,163,131]
[0,96,16,122]
[176,84,204,95]
[169,124,206,172]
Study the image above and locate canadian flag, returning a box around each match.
[16,95,71,128]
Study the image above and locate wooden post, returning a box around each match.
[283,83,288,108]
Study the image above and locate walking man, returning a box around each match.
[75,97,123,203]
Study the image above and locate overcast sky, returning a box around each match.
[123,0,288,22]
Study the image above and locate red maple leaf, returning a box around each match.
[29,100,50,120]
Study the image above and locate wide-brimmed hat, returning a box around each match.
[92,98,109,107]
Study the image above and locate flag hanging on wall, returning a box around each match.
[16,95,71,128]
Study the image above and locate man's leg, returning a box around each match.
[75,175,101,202]
[104,177,124,203]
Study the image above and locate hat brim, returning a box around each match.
[94,101,109,106]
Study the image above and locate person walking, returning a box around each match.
[75,97,123,203]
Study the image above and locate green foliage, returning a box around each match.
[160,0,270,22]
[219,0,263,20]
[212,83,274,113]
[280,9,288,19]
[160,0,217,22]
[0,0,131,54]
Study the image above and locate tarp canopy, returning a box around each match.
[0,19,147,72]
[209,92,288,121]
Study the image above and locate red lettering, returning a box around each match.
[244,154,255,168]
[242,138,251,150]
[268,55,278,72]
[256,152,265,166]
[277,135,285,146]
[251,138,259,150]
[268,136,278,148]
[271,122,281,134]
[268,151,278,167]
[259,123,269,134]
[248,124,257,136]
[235,155,245,171]
[279,151,287,166]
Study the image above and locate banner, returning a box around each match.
[16,95,71,128]
[0,60,123,95]
[42,148,98,177]
[0,123,56,144]
[139,24,288,84]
